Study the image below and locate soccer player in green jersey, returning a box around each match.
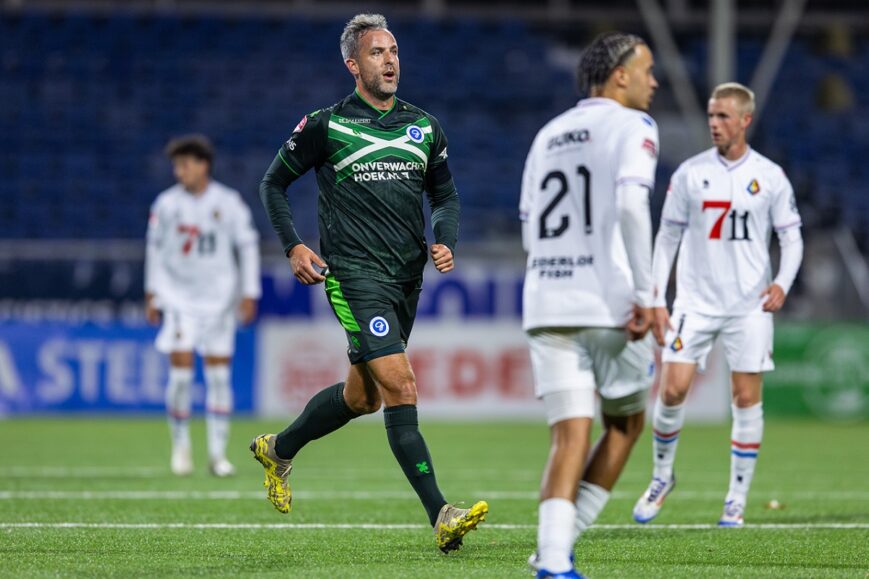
[251,13,487,553]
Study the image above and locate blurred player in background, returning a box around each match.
[633,83,803,527]
[521,32,659,578]
[252,14,487,553]
[145,134,261,477]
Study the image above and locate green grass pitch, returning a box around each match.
[1,417,866,577]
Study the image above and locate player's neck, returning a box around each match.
[355,85,395,112]
[717,141,749,162]
[183,178,210,196]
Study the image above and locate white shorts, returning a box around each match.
[155,308,237,357]
[527,327,655,424]
[661,309,774,373]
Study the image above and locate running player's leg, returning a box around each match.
[250,364,376,514]
[366,351,487,552]
[272,366,373,461]
[367,352,445,522]
[528,328,594,576]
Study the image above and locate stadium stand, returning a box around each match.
[0,12,866,248]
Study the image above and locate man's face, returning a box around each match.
[621,44,658,111]
[708,96,751,151]
[172,155,209,191]
[347,29,399,100]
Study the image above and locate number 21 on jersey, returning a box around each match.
[539,165,592,239]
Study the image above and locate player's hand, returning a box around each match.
[761,283,786,312]
[145,293,161,326]
[652,306,672,346]
[239,297,258,325]
[288,244,327,285]
[430,244,454,273]
[626,305,654,341]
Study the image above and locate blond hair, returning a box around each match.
[711,82,755,115]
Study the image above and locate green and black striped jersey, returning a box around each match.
[259,89,460,282]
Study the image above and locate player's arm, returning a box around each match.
[259,111,329,285]
[650,169,689,345]
[233,198,262,325]
[144,198,167,325]
[518,139,538,253]
[425,118,459,273]
[616,115,659,340]
[762,174,803,312]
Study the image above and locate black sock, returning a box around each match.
[384,404,447,526]
[274,382,360,460]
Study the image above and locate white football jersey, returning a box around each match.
[146,180,261,317]
[520,97,659,331]
[659,147,801,316]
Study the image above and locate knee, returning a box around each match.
[347,397,382,415]
[383,377,418,406]
[732,393,760,409]
[661,385,688,407]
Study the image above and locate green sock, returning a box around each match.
[384,404,447,526]
[274,383,359,460]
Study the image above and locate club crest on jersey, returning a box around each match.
[671,336,684,352]
[369,316,390,337]
[293,115,308,134]
[406,125,425,144]
[747,179,760,195]
[212,209,221,222]
[641,138,657,159]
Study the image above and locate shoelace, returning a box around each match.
[647,477,669,501]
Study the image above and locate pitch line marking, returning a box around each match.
[1,490,868,500]
[0,522,866,530]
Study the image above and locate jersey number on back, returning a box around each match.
[701,201,751,241]
[539,165,592,239]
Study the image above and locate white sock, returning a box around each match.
[537,498,577,574]
[728,402,763,504]
[205,364,233,462]
[166,366,193,449]
[652,398,686,481]
[575,481,610,541]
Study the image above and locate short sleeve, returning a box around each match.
[278,109,329,176]
[770,168,801,231]
[660,165,690,226]
[519,138,538,224]
[615,113,659,189]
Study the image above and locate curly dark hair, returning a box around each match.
[577,31,647,95]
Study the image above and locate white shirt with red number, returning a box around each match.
[658,147,801,316]
[520,97,659,331]
[145,181,261,317]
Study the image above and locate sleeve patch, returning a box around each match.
[642,138,657,159]
[292,115,308,134]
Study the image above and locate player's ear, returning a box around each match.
[345,58,359,77]
[742,112,753,131]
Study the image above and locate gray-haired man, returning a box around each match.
[251,13,487,553]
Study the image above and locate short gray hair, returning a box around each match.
[340,13,389,60]
[577,31,647,94]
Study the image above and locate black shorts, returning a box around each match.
[324,274,422,365]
